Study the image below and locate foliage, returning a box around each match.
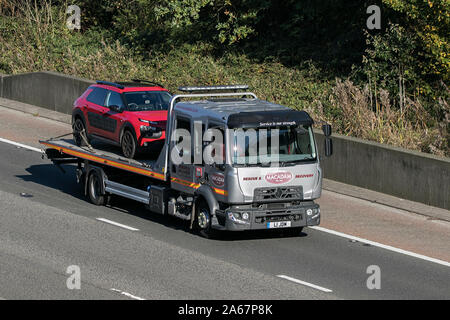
[0,0,448,156]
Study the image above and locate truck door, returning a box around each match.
[170,115,196,194]
[203,123,227,199]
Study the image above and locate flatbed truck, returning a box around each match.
[40,85,333,238]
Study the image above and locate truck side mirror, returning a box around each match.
[322,124,332,137]
[324,138,333,157]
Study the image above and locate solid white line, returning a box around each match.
[277,275,333,293]
[110,288,145,300]
[0,137,42,153]
[310,226,450,267]
[96,218,139,231]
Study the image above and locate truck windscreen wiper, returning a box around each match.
[280,158,315,167]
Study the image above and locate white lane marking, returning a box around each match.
[96,218,139,231]
[310,226,450,267]
[110,288,145,300]
[0,137,42,153]
[277,275,333,293]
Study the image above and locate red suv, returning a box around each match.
[72,80,171,159]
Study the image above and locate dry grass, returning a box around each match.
[323,79,449,156]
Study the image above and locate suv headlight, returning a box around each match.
[139,118,157,125]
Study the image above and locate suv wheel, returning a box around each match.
[121,130,138,159]
[73,118,89,147]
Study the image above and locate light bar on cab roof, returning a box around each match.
[178,85,249,92]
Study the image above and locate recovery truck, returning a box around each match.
[40,85,333,238]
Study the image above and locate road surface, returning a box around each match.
[0,104,449,299]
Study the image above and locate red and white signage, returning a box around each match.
[211,173,225,187]
[265,172,293,184]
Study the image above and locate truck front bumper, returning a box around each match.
[216,202,320,231]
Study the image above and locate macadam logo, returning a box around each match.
[211,173,225,187]
[265,172,293,184]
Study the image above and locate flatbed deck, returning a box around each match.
[40,139,165,180]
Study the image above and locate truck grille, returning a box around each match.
[254,186,303,202]
[255,214,303,223]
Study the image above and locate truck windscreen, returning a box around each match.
[232,125,317,166]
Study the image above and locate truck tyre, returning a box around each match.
[195,200,215,239]
[73,118,89,147]
[121,129,138,159]
[88,171,106,206]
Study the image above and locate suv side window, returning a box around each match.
[86,87,107,106]
[105,91,124,108]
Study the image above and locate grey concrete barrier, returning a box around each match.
[315,131,450,210]
[0,71,448,209]
[0,71,94,115]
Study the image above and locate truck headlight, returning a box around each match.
[306,209,313,216]
[228,212,249,225]
[242,212,249,220]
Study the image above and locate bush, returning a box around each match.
[0,1,448,156]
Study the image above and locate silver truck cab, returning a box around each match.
[153,85,332,236]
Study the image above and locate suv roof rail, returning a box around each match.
[178,85,249,92]
[96,81,125,89]
[131,79,165,88]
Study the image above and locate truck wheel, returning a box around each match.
[88,171,106,206]
[195,201,215,239]
[73,118,89,147]
[121,130,138,159]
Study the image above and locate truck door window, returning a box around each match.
[194,122,205,165]
[204,124,225,165]
[174,117,191,163]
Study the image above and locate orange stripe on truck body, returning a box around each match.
[40,142,165,180]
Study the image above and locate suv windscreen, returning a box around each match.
[232,125,317,166]
[124,91,172,111]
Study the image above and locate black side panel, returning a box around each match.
[87,112,117,133]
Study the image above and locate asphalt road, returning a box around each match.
[0,141,449,300]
